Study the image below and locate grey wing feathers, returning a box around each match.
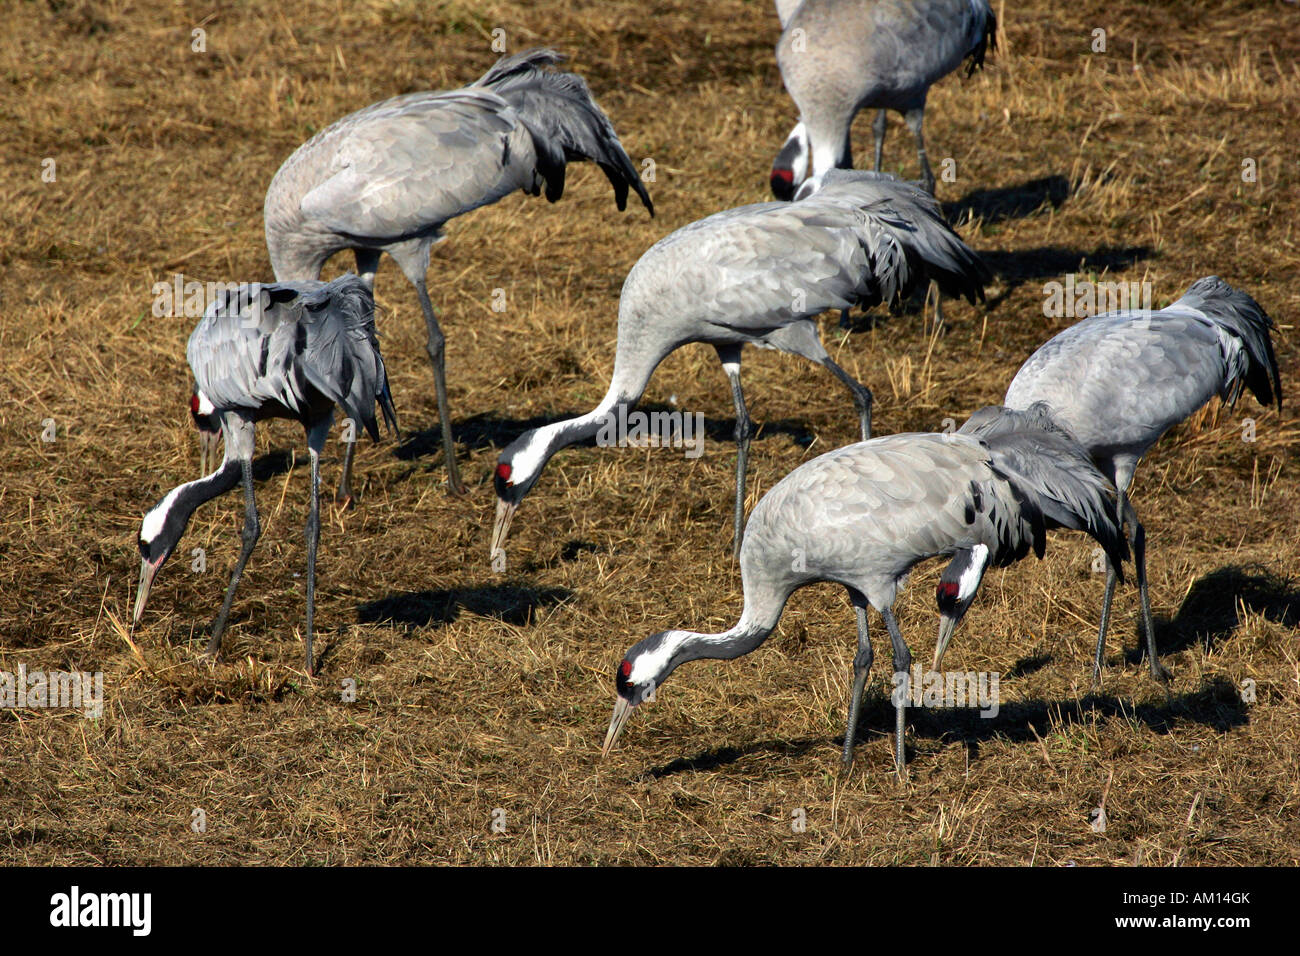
[965,2,997,76]
[1172,275,1281,410]
[298,90,525,241]
[812,170,989,305]
[297,276,397,441]
[960,404,1128,576]
[475,48,654,216]
[188,276,396,440]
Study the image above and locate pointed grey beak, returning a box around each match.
[199,430,220,476]
[934,614,957,671]
[602,696,636,758]
[490,496,517,559]
[134,558,160,626]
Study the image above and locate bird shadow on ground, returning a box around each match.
[646,736,827,778]
[1005,650,1054,679]
[980,244,1156,305]
[393,405,816,462]
[249,450,294,481]
[645,674,1247,778]
[356,583,573,630]
[942,174,1072,228]
[1134,563,1300,667]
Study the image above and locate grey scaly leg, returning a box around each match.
[872,109,888,171]
[882,607,912,780]
[820,355,873,441]
[717,345,751,556]
[904,106,935,196]
[304,444,322,676]
[206,456,259,660]
[842,592,874,769]
[414,279,466,496]
[1123,492,1171,682]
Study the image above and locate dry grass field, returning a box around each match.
[2,0,1298,866]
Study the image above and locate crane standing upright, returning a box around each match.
[264,48,654,500]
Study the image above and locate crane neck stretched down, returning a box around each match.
[491,347,660,555]
[602,575,794,755]
[135,456,242,625]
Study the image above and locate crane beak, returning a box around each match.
[134,558,160,626]
[490,497,517,559]
[198,431,220,476]
[933,614,957,671]
[602,696,636,758]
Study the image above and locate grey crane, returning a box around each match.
[931,402,1130,669]
[133,275,397,675]
[491,170,988,559]
[770,0,996,199]
[932,276,1281,684]
[601,414,1125,774]
[264,48,653,500]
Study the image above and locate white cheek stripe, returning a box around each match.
[506,427,556,488]
[629,634,683,687]
[958,543,990,602]
[140,485,186,544]
[196,391,216,415]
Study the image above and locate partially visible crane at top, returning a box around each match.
[771,0,996,199]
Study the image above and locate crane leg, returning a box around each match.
[841,592,874,770]
[881,607,912,781]
[717,345,751,556]
[1092,559,1119,686]
[872,109,888,172]
[333,248,384,506]
[820,355,873,441]
[414,279,466,496]
[1123,493,1170,682]
[335,435,357,508]
[206,457,259,661]
[926,280,946,336]
[303,443,322,677]
[903,106,935,196]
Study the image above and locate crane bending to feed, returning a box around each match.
[492,169,988,559]
[134,275,397,676]
[602,409,1126,775]
[264,48,654,500]
[771,0,996,199]
[931,276,1281,684]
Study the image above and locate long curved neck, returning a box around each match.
[670,578,795,672]
[143,460,243,553]
[530,347,665,466]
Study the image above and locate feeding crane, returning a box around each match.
[492,169,988,559]
[602,410,1124,774]
[771,0,996,199]
[134,274,397,675]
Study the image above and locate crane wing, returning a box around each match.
[297,89,534,243]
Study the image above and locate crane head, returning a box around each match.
[770,122,809,202]
[932,544,990,670]
[602,630,689,757]
[490,434,550,558]
[134,501,184,627]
